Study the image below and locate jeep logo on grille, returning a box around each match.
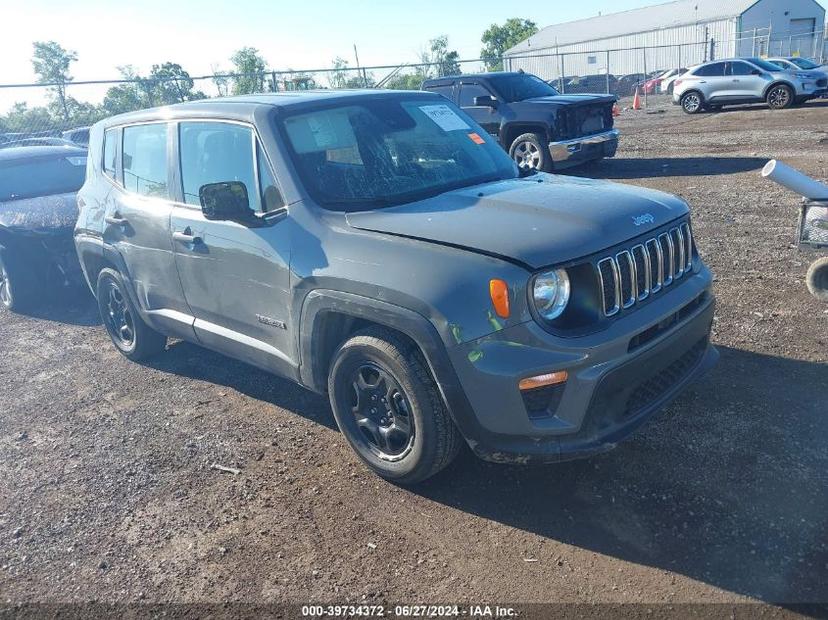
[632,213,655,226]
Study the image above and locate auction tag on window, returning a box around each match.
[419,104,470,131]
[467,132,485,145]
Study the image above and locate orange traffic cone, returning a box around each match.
[612,102,620,117]
[632,86,641,110]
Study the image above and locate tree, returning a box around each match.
[230,47,268,95]
[480,18,538,70]
[211,64,231,97]
[328,57,350,89]
[0,102,55,133]
[149,62,206,104]
[31,41,78,123]
[429,36,461,77]
[385,72,427,91]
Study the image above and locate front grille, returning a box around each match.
[556,104,614,140]
[624,337,708,417]
[596,222,693,317]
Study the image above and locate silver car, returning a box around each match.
[672,57,828,113]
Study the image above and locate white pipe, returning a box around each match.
[761,160,828,201]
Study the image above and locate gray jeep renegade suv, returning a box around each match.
[75,90,717,483]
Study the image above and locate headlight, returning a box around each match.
[796,72,810,79]
[532,269,570,321]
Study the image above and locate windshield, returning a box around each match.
[748,57,788,72]
[0,154,86,201]
[280,96,517,210]
[486,74,560,102]
[789,57,819,70]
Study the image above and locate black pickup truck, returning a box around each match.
[422,71,618,172]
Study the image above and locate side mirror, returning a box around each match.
[473,95,498,108]
[199,181,256,223]
[751,69,762,75]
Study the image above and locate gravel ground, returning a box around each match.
[1,99,827,616]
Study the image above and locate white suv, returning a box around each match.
[672,57,828,113]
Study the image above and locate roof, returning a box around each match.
[0,145,87,162]
[98,89,439,128]
[505,0,760,54]
[423,72,522,86]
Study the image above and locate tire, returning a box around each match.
[766,84,793,110]
[509,132,552,173]
[96,268,166,361]
[0,244,36,313]
[680,91,703,114]
[327,327,461,484]
[806,257,828,303]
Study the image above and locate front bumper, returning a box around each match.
[445,267,717,463]
[548,128,619,168]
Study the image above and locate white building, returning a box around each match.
[503,0,826,80]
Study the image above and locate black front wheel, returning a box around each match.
[328,327,461,484]
[766,84,793,110]
[96,268,167,361]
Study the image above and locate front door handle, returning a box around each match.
[105,214,128,226]
[173,229,203,245]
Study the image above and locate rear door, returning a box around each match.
[169,120,295,378]
[691,62,727,101]
[457,81,501,140]
[104,121,193,339]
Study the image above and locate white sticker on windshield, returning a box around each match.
[419,104,470,132]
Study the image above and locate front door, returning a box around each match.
[457,82,501,141]
[727,61,769,99]
[169,120,295,379]
[104,121,193,339]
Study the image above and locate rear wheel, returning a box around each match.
[328,327,461,484]
[0,244,35,313]
[680,91,703,114]
[766,84,793,110]
[806,257,828,302]
[96,268,166,361]
[509,132,552,173]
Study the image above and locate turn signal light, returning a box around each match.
[489,279,510,318]
[518,371,568,391]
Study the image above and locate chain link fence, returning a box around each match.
[2,30,826,145]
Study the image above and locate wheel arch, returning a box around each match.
[298,289,481,443]
[502,123,550,150]
[763,80,795,99]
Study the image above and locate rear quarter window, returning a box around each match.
[122,123,169,199]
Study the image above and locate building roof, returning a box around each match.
[505,0,760,55]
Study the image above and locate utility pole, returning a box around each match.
[353,44,367,88]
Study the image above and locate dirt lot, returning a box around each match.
[1,99,827,615]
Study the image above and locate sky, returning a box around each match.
[2,0,827,112]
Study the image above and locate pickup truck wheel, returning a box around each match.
[680,92,703,114]
[806,257,828,302]
[328,327,461,484]
[0,245,35,313]
[766,84,793,109]
[96,268,166,360]
[509,133,552,172]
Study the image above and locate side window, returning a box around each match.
[103,128,118,180]
[729,62,754,76]
[179,122,260,212]
[458,83,492,107]
[122,123,169,198]
[425,84,454,101]
[694,63,725,77]
[257,143,284,212]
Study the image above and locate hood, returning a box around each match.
[515,94,617,108]
[346,175,689,269]
[0,191,78,232]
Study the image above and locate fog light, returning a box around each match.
[518,370,568,391]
